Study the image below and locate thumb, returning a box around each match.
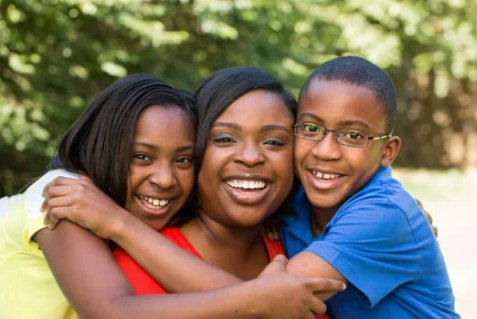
[79,174,91,181]
[261,254,288,275]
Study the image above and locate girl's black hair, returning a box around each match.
[49,74,197,207]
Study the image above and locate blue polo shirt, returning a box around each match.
[279,166,460,319]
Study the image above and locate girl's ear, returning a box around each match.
[380,136,401,167]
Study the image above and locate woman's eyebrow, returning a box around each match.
[211,122,241,131]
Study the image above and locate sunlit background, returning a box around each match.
[1,0,475,317]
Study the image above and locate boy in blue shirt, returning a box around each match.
[279,56,460,319]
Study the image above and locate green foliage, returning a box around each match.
[1,0,476,195]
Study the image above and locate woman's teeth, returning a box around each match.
[226,180,266,190]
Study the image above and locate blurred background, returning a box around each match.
[0,0,475,317]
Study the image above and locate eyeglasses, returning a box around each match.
[293,122,392,148]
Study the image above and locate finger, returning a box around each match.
[261,254,287,273]
[79,174,92,182]
[44,185,76,198]
[415,197,423,209]
[310,298,327,315]
[47,214,60,230]
[432,225,439,238]
[424,210,433,224]
[44,206,70,229]
[42,177,80,197]
[304,311,317,319]
[308,278,346,293]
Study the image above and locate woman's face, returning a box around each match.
[125,105,195,230]
[197,89,294,228]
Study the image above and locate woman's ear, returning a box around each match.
[380,136,401,167]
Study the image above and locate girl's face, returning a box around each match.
[125,105,195,230]
[197,89,294,229]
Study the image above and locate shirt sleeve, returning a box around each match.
[23,169,79,245]
[306,198,420,307]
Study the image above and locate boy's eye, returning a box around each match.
[303,123,320,133]
[342,130,366,140]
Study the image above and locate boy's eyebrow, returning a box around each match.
[297,113,371,129]
[297,112,323,122]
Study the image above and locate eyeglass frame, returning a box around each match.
[293,122,393,148]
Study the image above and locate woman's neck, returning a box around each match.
[180,213,270,280]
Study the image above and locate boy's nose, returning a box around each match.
[310,132,342,160]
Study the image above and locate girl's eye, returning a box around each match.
[176,156,194,168]
[133,153,150,161]
[343,130,366,140]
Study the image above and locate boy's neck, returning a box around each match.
[310,206,337,236]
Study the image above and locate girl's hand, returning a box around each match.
[257,255,345,319]
[42,175,127,239]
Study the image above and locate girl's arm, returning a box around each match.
[35,219,328,319]
[43,176,346,298]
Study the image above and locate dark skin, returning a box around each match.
[39,95,345,319]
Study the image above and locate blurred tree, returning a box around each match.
[1,0,476,196]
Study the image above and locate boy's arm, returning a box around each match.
[36,220,329,319]
[286,251,347,301]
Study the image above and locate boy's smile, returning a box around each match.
[294,80,397,219]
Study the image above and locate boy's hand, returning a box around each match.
[41,175,127,239]
[256,255,345,319]
[415,198,438,237]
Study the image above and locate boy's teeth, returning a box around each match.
[227,180,266,190]
[314,171,340,180]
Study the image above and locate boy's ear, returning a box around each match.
[380,136,401,167]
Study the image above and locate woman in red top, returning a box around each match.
[44,67,344,318]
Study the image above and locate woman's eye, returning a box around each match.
[264,139,285,147]
[212,136,235,144]
[343,130,365,140]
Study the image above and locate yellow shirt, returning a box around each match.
[0,170,79,319]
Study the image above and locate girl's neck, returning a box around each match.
[180,212,269,280]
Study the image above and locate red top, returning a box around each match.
[112,227,330,319]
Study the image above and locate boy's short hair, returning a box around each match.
[299,56,397,133]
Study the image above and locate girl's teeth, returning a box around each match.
[139,196,169,207]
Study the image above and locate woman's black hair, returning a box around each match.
[49,74,197,207]
[194,66,296,170]
[175,66,297,225]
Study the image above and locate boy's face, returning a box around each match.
[294,80,400,214]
